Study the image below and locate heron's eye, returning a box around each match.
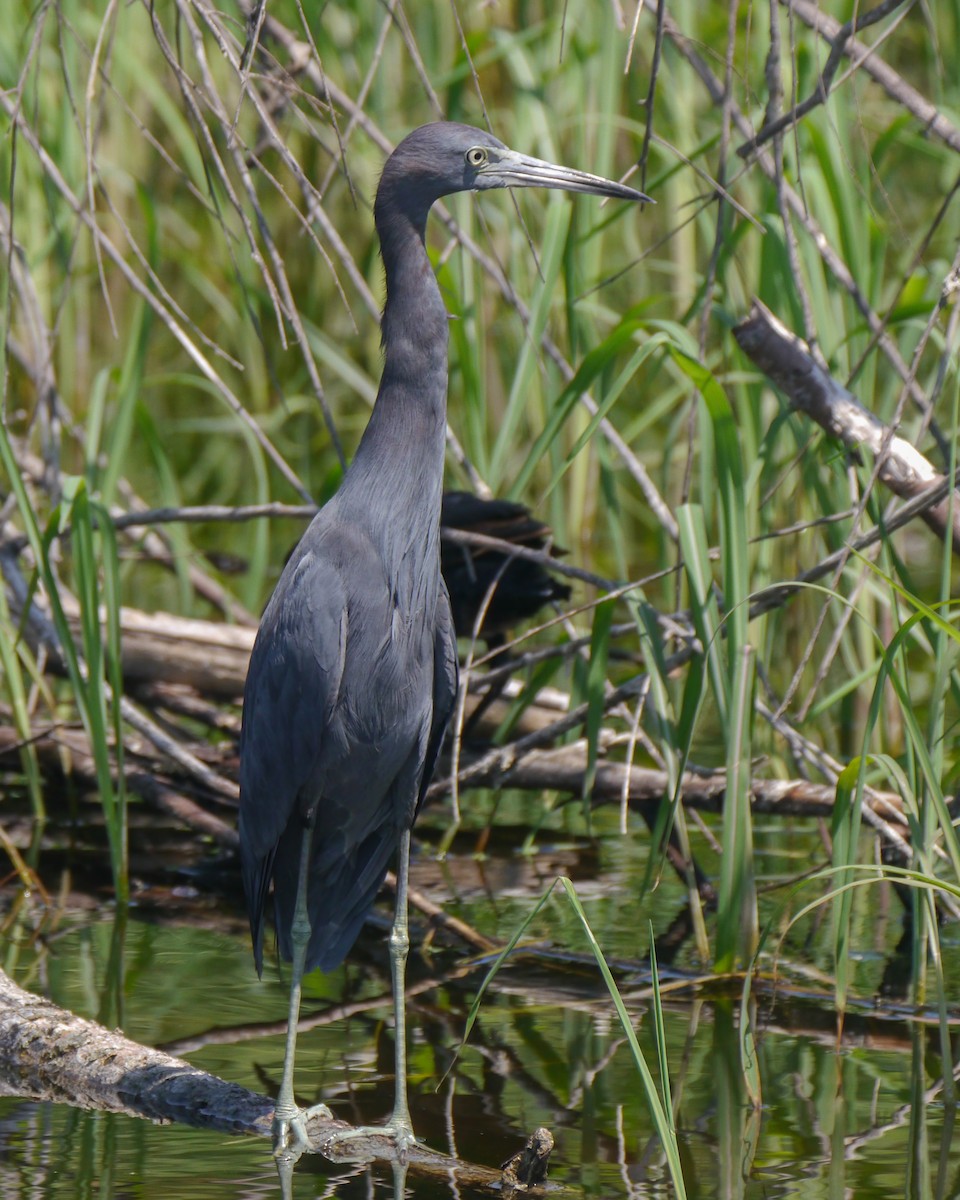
[465,147,488,168]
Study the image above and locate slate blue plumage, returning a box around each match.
[238,121,647,1159]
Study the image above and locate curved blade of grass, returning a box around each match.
[546,334,670,497]
[559,879,686,1197]
[855,552,960,647]
[457,877,685,1194]
[677,503,726,728]
[490,656,564,745]
[0,582,44,815]
[776,865,960,947]
[456,878,561,1054]
[832,757,864,1018]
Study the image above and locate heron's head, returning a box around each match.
[376,122,648,230]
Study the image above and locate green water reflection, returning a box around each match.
[1,816,959,1198]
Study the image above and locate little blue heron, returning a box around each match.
[239,121,647,1158]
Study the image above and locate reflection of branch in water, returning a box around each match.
[160,965,452,1060]
[843,1045,960,1163]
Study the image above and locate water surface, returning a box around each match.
[1,811,957,1198]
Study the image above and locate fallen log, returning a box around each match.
[0,967,522,1187]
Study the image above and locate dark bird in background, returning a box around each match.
[238,121,646,1160]
[440,491,572,652]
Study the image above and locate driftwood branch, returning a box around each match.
[0,968,517,1187]
[475,738,917,871]
[734,300,960,550]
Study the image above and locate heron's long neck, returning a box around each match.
[343,203,448,554]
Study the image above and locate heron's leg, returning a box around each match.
[387,826,413,1137]
[273,810,332,1155]
[321,828,416,1159]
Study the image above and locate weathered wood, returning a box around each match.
[0,968,512,1185]
[734,300,960,551]
[67,603,256,699]
[0,966,273,1133]
[501,1127,554,1191]
[501,742,906,822]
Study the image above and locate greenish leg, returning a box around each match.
[322,827,416,1158]
[387,827,413,1138]
[273,810,332,1155]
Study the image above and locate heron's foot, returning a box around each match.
[272,1101,334,1157]
[321,1117,417,1162]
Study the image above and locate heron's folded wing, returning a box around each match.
[415,580,458,819]
[238,551,348,949]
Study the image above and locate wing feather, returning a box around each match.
[416,580,458,819]
[239,547,347,974]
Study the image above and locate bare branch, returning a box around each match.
[733,300,960,550]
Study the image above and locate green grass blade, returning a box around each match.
[674,349,749,657]
[510,307,650,497]
[649,924,676,1126]
[101,299,151,506]
[458,879,561,1052]
[95,499,128,897]
[0,582,44,815]
[715,644,757,973]
[0,427,88,707]
[65,479,127,902]
[677,503,726,728]
[546,334,670,496]
[831,758,862,1017]
[489,199,571,487]
[739,973,762,1109]
[560,879,686,1197]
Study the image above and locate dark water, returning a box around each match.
[1,811,959,1198]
